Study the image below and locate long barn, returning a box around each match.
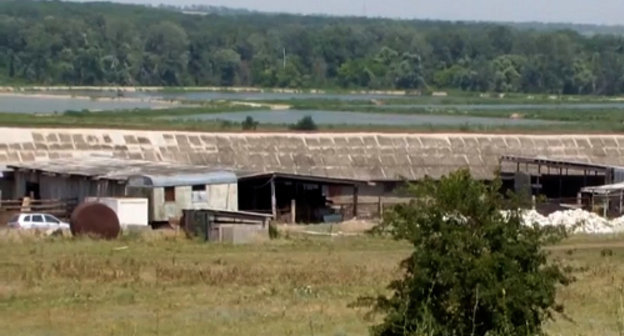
[0,127,622,220]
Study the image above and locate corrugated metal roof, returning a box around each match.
[582,182,624,195]
[128,172,237,187]
[236,171,366,185]
[501,155,623,171]
[8,158,237,185]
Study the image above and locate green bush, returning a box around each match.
[362,169,570,336]
[241,116,259,130]
[290,115,318,131]
[268,224,280,239]
[63,109,91,117]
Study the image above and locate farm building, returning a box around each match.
[8,158,238,224]
[5,128,624,222]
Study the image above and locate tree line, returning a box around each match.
[2,1,624,95]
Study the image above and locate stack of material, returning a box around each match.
[517,209,624,234]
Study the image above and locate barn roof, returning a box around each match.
[3,128,624,181]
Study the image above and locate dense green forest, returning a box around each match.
[2,1,624,95]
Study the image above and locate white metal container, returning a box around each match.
[85,197,149,227]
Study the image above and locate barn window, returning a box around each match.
[192,185,207,203]
[164,187,176,202]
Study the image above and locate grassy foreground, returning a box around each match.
[0,231,624,335]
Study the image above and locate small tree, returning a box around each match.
[290,115,318,131]
[241,116,259,130]
[363,169,570,336]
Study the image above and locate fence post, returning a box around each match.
[204,212,209,242]
[352,186,359,219]
[378,196,383,218]
[270,177,277,220]
[290,199,296,224]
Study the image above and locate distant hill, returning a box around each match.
[509,22,624,36]
[159,4,258,16]
[159,4,624,36]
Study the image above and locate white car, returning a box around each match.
[7,213,70,230]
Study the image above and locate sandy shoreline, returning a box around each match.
[0,92,182,107]
[0,85,411,96]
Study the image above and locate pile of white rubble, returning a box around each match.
[518,209,624,234]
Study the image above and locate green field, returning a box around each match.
[1,230,624,335]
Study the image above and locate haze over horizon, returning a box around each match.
[71,0,624,26]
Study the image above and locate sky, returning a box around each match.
[73,0,624,26]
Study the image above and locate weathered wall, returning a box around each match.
[14,171,126,200]
[206,183,237,211]
[150,183,238,222]
[2,127,624,181]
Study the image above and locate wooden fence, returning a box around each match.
[333,197,412,220]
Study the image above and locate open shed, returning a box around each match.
[237,171,366,223]
[581,182,624,218]
[500,155,624,199]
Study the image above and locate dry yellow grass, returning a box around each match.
[0,230,623,335]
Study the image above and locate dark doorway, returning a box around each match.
[238,174,358,223]
[25,182,40,199]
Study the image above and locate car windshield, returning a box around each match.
[45,215,60,224]
[8,215,19,222]
[23,215,31,222]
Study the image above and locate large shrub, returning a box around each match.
[290,115,318,131]
[364,169,570,336]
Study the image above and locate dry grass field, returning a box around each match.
[0,229,624,336]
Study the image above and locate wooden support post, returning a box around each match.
[204,213,209,242]
[353,185,359,219]
[290,199,296,224]
[604,197,608,218]
[536,175,540,195]
[577,192,582,206]
[620,191,623,215]
[558,168,563,198]
[270,178,277,220]
[378,196,384,218]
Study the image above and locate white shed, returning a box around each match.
[127,171,238,223]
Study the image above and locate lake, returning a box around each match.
[0,94,176,114]
[168,110,564,127]
[378,103,624,110]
